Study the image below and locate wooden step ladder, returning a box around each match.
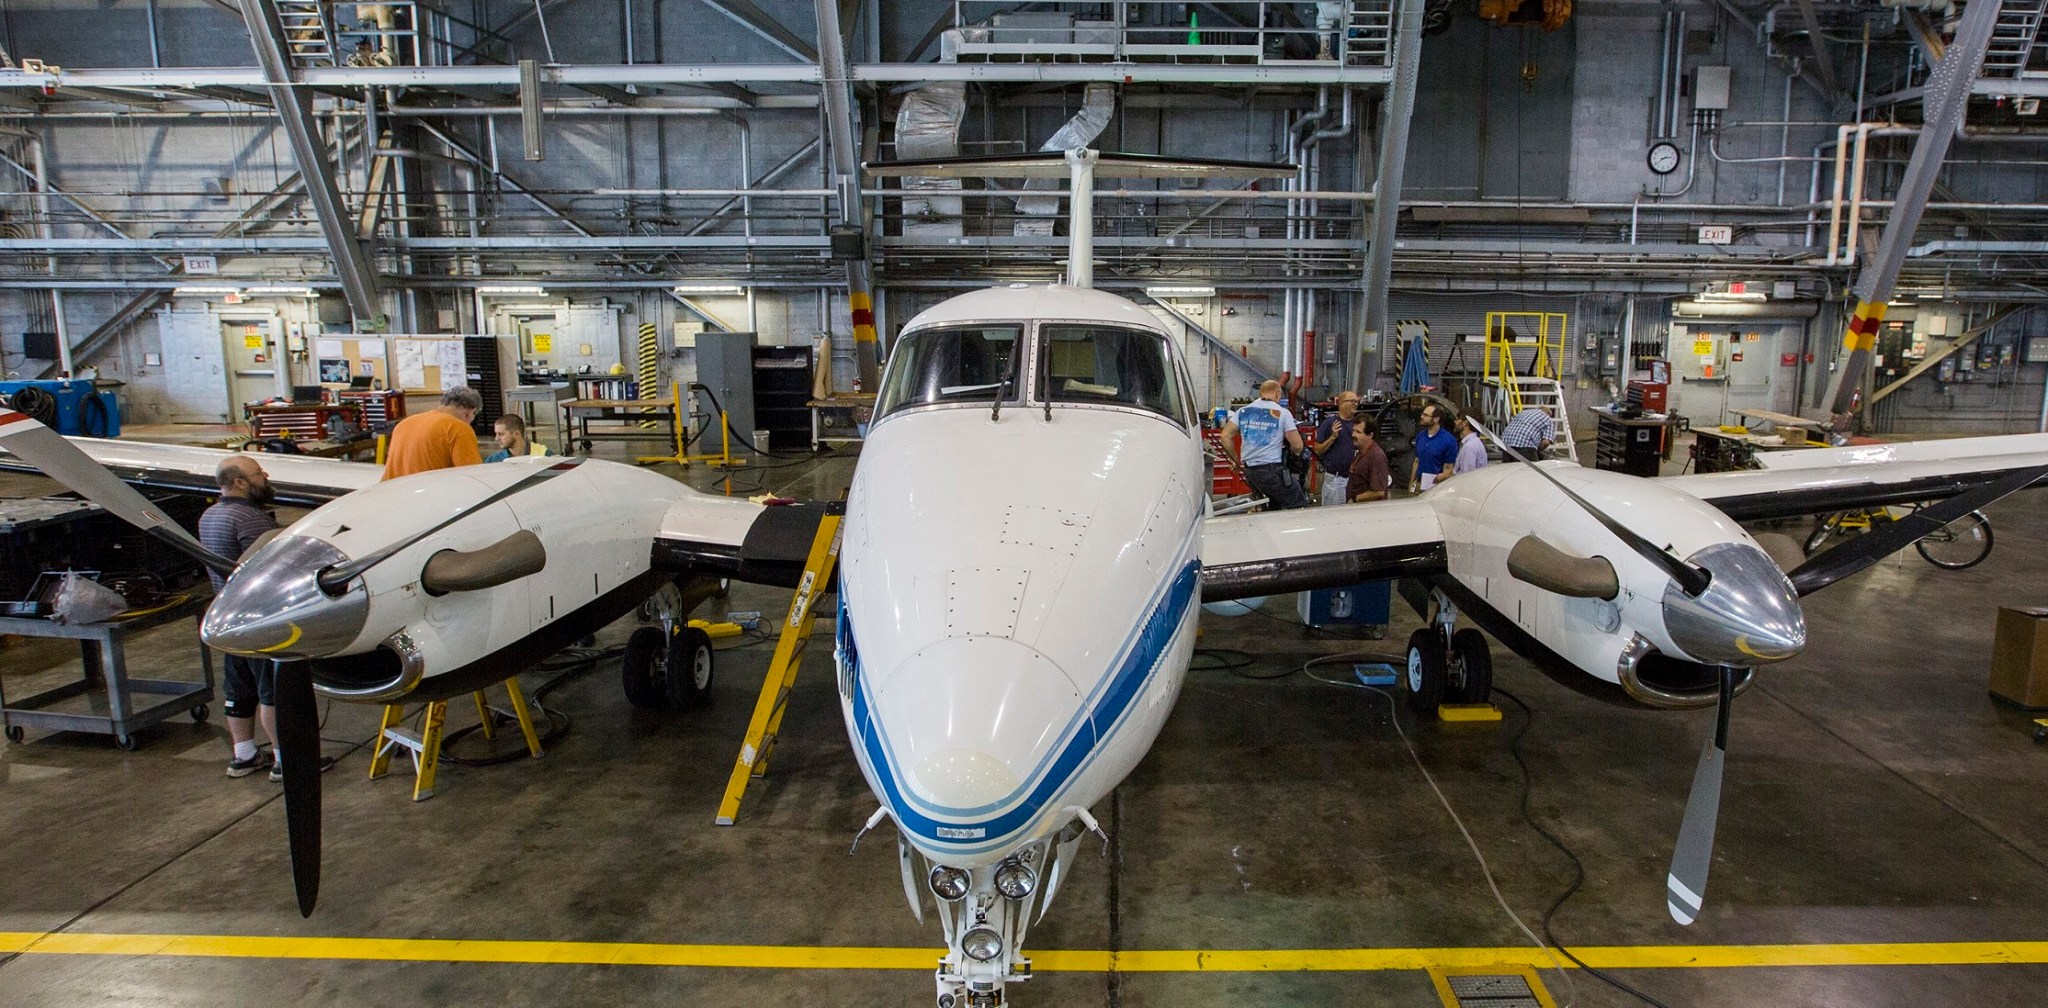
[368,678,543,802]
[714,502,845,825]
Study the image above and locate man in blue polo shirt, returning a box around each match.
[1222,379,1308,509]
[1409,402,1459,492]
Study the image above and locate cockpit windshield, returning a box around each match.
[874,324,1022,418]
[1038,324,1187,423]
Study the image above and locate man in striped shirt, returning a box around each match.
[199,456,282,779]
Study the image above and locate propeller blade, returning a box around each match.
[1786,462,2048,596]
[1475,419,1713,597]
[0,409,237,576]
[1667,664,1737,926]
[317,459,584,595]
[275,660,323,917]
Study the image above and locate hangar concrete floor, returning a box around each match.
[3,440,2047,1007]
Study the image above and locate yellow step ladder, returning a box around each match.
[368,677,544,802]
[714,503,845,825]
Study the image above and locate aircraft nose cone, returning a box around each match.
[202,536,369,659]
[1662,541,1807,666]
[868,636,1081,815]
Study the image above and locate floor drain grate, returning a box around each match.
[1431,968,1552,1008]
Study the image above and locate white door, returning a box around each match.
[1669,324,1728,427]
[223,317,282,408]
[157,309,231,423]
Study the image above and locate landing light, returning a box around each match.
[928,865,971,902]
[961,926,1003,962]
[993,858,1036,899]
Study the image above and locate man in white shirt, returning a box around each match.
[1450,412,1489,477]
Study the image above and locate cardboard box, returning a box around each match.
[1989,606,2048,709]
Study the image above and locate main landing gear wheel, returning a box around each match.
[664,625,714,709]
[1404,628,1448,714]
[1449,627,1493,704]
[622,625,716,711]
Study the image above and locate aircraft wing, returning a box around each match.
[1200,498,1446,601]
[652,496,838,589]
[0,435,379,506]
[1659,432,2048,521]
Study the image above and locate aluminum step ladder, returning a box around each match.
[1505,375,1578,463]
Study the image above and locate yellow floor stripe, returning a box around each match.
[6,933,2048,972]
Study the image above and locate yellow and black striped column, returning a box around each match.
[1827,300,1886,415]
[637,321,661,428]
[850,289,878,390]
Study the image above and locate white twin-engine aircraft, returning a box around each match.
[4,155,2047,1008]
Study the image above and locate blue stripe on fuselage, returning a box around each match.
[848,559,1199,858]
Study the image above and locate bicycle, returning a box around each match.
[1802,503,1994,570]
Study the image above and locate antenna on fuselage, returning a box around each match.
[864,150,1292,291]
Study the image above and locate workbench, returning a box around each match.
[1692,409,1828,473]
[559,398,684,454]
[0,593,216,750]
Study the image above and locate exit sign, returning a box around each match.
[182,254,219,274]
[1697,225,1733,244]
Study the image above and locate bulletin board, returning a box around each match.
[391,337,468,395]
[312,336,390,387]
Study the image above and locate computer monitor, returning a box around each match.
[291,385,325,404]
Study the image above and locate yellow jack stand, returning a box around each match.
[368,677,544,801]
[636,382,747,469]
[715,504,845,825]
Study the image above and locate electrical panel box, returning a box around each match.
[1694,66,1732,111]
[695,331,757,443]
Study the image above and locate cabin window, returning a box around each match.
[874,324,1024,418]
[1037,325,1186,424]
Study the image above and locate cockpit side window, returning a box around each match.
[874,324,1023,418]
[1038,325,1188,425]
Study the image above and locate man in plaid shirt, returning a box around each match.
[1501,407,1556,460]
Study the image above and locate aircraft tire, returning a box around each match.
[663,625,715,709]
[621,626,673,711]
[1404,628,1447,715]
[1450,628,1492,704]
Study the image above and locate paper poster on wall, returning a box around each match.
[532,334,552,354]
[437,340,466,389]
[395,341,428,390]
[1691,338,1714,356]
[357,340,385,358]
[243,333,264,349]
[315,338,345,357]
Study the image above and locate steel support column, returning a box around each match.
[1358,0,1425,386]
[237,0,382,323]
[815,0,877,387]
[1826,0,1999,418]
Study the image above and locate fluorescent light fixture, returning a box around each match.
[1145,285,1216,297]
[477,284,546,295]
[245,285,316,296]
[1696,290,1766,303]
[1916,292,1943,300]
[172,286,240,295]
[671,284,743,294]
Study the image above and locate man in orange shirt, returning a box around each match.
[381,386,485,479]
